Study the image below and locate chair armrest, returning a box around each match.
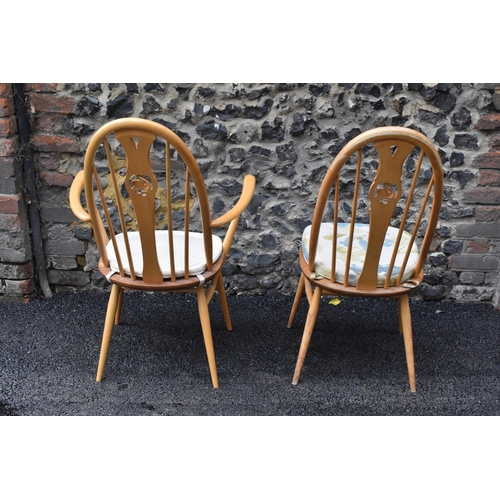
[69,170,91,222]
[210,175,256,228]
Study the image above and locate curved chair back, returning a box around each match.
[306,126,444,292]
[82,118,214,286]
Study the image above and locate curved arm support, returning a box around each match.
[210,175,256,228]
[69,170,91,222]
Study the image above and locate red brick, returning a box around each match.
[0,84,12,97]
[0,137,18,156]
[33,114,67,134]
[478,169,500,186]
[36,153,61,171]
[466,240,493,253]
[463,187,500,204]
[40,170,73,187]
[29,93,74,114]
[476,206,500,222]
[0,116,17,137]
[471,152,500,169]
[0,213,25,231]
[0,194,22,214]
[31,134,80,153]
[489,133,500,151]
[476,114,500,130]
[0,98,14,117]
[31,83,58,93]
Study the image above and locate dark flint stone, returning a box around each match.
[74,226,92,240]
[430,253,448,267]
[153,118,176,130]
[290,114,318,137]
[219,179,243,195]
[261,118,284,142]
[144,83,165,92]
[87,83,102,92]
[391,116,407,126]
[249,145,271,157]
[195,122,227,141]
[211,196,225,214]
[443,240,464,255]
[244,99,273,119]
[408,83,423,92]
[197,87,215,99]
[176,130,190,143]
[451,107,472,130]
[271,202,294,215]
[228,148,245,162]
[439,206,475,220]
[320,129,339,141]
[209,104,242,121]
[247,252,279,268]
[417,109,444,125]
[433,92,457,113]
[73,123,95,136]
[106,93,133,118]
[448,170,475,188]
[260,233,277,248]
[345,127,362,141]
[77,95,100,116]
[450,151,465,167]
[434,126,449,146]
[421,285,447,300]
[246,194,269,215]
[369,86,381,98]
[276,142,297,162]
[436,226,451,238]
[194,103,204,115]
[442,270,459,285]
[339,83,355,90]
[355,83,374,94]
[174,84,194,95]
[125,83,139,94]
[168,98,179,109]
[142,95,161,114]
[424,274,440,285]
[372,100,385,110]
[454,134,479,150]
[245,87,271,100]
[309,84,330,96]
[420,85,437,101]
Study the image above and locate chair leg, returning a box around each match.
[196,287,219,389]
[96,284,121,382]
[398,294,416,392]
[292,285,322,385]
[114,286,124,325]
[288,273,305,328]
[216,275,232,331]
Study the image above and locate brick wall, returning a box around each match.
[0,83,34,298]
[447,111,500,303]
[2,83,500,307]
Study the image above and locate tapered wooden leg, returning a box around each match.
[288,273,305,328]
[114,286,124,325]
[216,275,232,331]
[96,284,121,382]
[197,287,219,388]
[398,294,416,392]
[292,285,322,385]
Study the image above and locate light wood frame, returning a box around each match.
[287,126,444,392]
[70,117,255,388]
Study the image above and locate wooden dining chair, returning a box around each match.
[69,117,255,388]
[288,126,444,391]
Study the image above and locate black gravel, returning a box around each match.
[1,290,499,416]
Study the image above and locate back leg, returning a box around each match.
[288,273,306,328]
[96,284,121,382]
[398,294,416,392]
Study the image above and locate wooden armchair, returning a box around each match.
[70,117,255,388]
[288,127,444,391]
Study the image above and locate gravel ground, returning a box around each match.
[1,290,499,416]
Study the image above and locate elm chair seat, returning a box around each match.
[107,231,223,279]
[301,223,419,287]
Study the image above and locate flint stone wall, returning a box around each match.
[2,83,500,306]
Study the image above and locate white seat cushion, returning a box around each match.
[302,222,419,286]
[106,230,223,278]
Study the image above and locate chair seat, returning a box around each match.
[106,230,223,278]
[302,222,419,286]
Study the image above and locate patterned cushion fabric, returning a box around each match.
[106,230,223,278]
[302,222,419,286]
